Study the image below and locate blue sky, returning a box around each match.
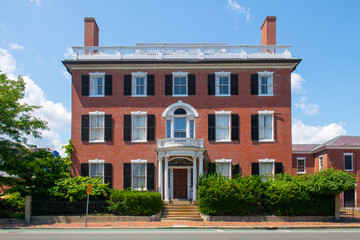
[1,0,359,155]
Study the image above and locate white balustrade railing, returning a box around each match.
[71,44,292,60]
[157,138,204,148]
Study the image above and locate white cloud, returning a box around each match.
[0,48,17,73]
[295,97,320,116]
[291,72,305,93]
[292,119,346,144]
[9,43,24,50]
[227,0,251,22]
[0,47,70,156]
[30,0,40,6]
[64,47,73,59]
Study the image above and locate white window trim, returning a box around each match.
[297,157,306,174]
[318,155,324,171]
[215,72,231,97]
[89,111,105,143]
[88,159,105,183]
[258,110,275,142]
[258,159,275,180]
[131,112,147,143]
[131,161,147,190]
[215,111,231,142]
[89,72,106,97]
[258,71,274,96]
[131,72,147,97]
[344,153,354,171]
[215,159,232,178]
[172,72,188,97]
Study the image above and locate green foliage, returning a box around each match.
[107,189,163,216]
[49,176,110,202]
[0,192,25,219]
[198,169,356,216]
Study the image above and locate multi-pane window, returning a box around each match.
[216,162,231,178]
[174,118,186,138]
[344,153,353,171]
[297,158,306,174]
[259,162,274,181]
[259,114,273,141]
[258,73,273,96]
[90,114,104,141]
[132,163,146,189]
[216,73,230,96]
[132,115,146,142]
[132,74,147,96]
[173,75,187,96]
[216,114,230,141]
[90,163,104,182]
[319,156,323,171]
[90,75,104,96]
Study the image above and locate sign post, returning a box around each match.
[85,184,92,227]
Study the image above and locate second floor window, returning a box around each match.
[90,73,105,96]
[90,114,104,142]
[344,153,353,171]
[258,112,274,141]
[174,118,186,138]
[173,74,187,96]
[216,114,230,142]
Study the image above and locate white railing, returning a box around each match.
[157,138,204,148]
[71,44,292,60]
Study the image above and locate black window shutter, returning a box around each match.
[81,115,89,141]
[275,162,283,175]
[147,114,155,141]
[251,114,259,141]
[231,114,239,141]
[230,74,238,95]
[123,163,131,189]
[208,114,216,141]
[147,75,155,95]
[124,75,132,96]
[104,163,113,188]
[123,114,131,141]
[251,74,259,95]
[251,162,259,176]
[105,75,112,96]
[188,74,196,95]
[232,164,240,178]
[81,163,89,177]
[165,74,173,95]
[104,114,112,141]
[208,74,215,95]
[147,163,155,190]
[81,75,89,96]
[207,162,216,174]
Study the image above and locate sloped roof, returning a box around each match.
[292,144,320,153]
[293,136,360,153]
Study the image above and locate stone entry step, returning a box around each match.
[161,199,202,222]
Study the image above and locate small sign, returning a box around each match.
[86,184,92,194]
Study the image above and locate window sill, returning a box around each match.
[344,169,353,171]
[297,172,306,174]
[89,140,105,143]
[215,94,231,97]
[131,95,147,97]
[89,95,105,98]
[215,140,231,143]
[172,95,188,97]
[131,140,147,143]
[132,188,148,191]
[258,139,275,143]
[258,94,274,97]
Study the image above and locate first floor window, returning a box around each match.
[259,162,274,181]
[297,158,306,174]
[90,74,105,96]
[319,156,323,171]
[216,162,231,178]
[258,72,273,96]
[216,114,230,141]
[90,163,104,182]
[215,73,230,96]
[132,163,146,189]
[173,74,187,96]
[344,153,353,171]
[132,115,146,141]
[259,114,273,141]
[90,114,104,141]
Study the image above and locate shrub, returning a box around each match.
[107,189,163,216]
[198,169,355,216]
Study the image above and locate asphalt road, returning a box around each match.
[1,229,360,240]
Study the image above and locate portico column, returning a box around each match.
[164,156,169,201]
[198,153,204,176]
[158,155,163,197]
[192,156,197,201]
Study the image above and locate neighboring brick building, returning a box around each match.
[293,136,360,207]
[63,16,300,201]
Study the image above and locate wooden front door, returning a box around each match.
[173,169,187,198]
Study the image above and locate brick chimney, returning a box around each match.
[84,17,99,46]
[261,16,276,45]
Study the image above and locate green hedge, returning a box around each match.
[107,190,163,216]
[198,169,356,216]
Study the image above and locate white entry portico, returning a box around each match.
[156,101,205,201]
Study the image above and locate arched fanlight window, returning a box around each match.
[174,108,187,115]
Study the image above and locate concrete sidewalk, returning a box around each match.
[1,221,360,229]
